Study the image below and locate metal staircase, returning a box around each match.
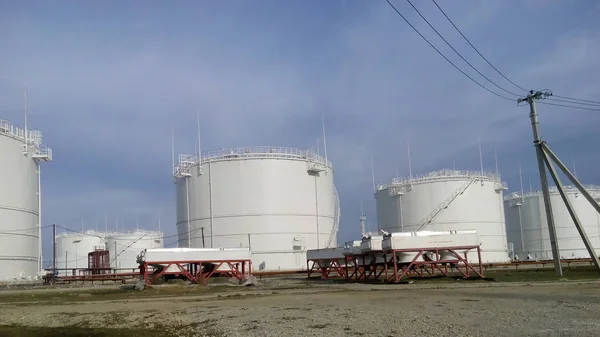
[415,179,477,231]
[326,186,341,248]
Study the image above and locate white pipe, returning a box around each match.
[370,157,376,193]
[406,138,412,179]
[197,110,201,159]
[399,194,404,232]
[321,115,328,166]
[314,175,320,248]
[517,204,525,253]
[24,87,28,151]
[185,177,191,248]
[208,161,214,248]
[478,137,484,175]
[171,127,175,176]
[38,163,42,272]
[494,148,499,179]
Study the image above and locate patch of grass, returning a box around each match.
[0,320,227,337]
[309,323,332,329]
[0,326,169,337]
[0,284,252,305]
[484,266,600,282]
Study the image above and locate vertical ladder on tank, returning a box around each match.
[325,186,341,248]
[414,179,477,232]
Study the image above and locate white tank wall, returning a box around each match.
[175,147,339,272]
[54,231,105,273]
[105,231,163,270]
[376,170,509,263]
[504,186,600,260]
[0,120,51,280]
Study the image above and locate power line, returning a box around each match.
[431,0,528,93]
[546,97,600,107]
[404,0,521,97]
[550,95,600,106]
[537,101,600,112]
[384,0,514,101]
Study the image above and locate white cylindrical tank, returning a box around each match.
[174,146,340,272]
[375,169,509,263]
[504,186,600,260]
[54,231,106,273]
[105,230,163,270]
[0,119,52,281]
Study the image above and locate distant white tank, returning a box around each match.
[54,231,105,273]
[105,230,163,270]
[504,186,600,260]
[0,119,52,280]
[174,146,340,272]
[375,169,510,263]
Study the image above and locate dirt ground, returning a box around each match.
[0,274,599,337]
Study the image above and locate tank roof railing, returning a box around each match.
[377,169,504,191]
[55,229,164,239]
[0,119,45,146]
[104,229,164,237]
[504,185,600,200]
[175,146,332,178]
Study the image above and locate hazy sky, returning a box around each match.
[1,0,599,264]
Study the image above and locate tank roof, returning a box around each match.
[105,229,163,238]
[175,146,331,178]
[55,230,105,239]
[504,185,600,201]
[377,169,504,191]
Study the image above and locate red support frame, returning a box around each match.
[142,259,252,286]
[382,245,484,283]
[306,258,348,279]
[341,251,388,283]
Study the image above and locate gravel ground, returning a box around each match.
[0,278,599,336]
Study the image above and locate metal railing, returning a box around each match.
[377,169,503,191]
[0,119,44,145]
[504,185,600,201]
[175,146,332,177]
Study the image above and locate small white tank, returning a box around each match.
[55,231,105,272]
[504,186,600,260]
[105,230,163,270]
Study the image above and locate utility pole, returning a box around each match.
[518,90,600,276]
[518,90,562,276]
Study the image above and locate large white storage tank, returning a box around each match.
[375,169,509,263]
[0,119,52,280]
[504,186,600,260]
[54,231,105,272]
[174,146,340,272]
[105,230,163,270]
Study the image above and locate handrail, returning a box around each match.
[504,185,600,201]
[0,119,44,145]
[377,169,503,191]
[175,146,331,178]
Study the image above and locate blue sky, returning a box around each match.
[1,0,599,264]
